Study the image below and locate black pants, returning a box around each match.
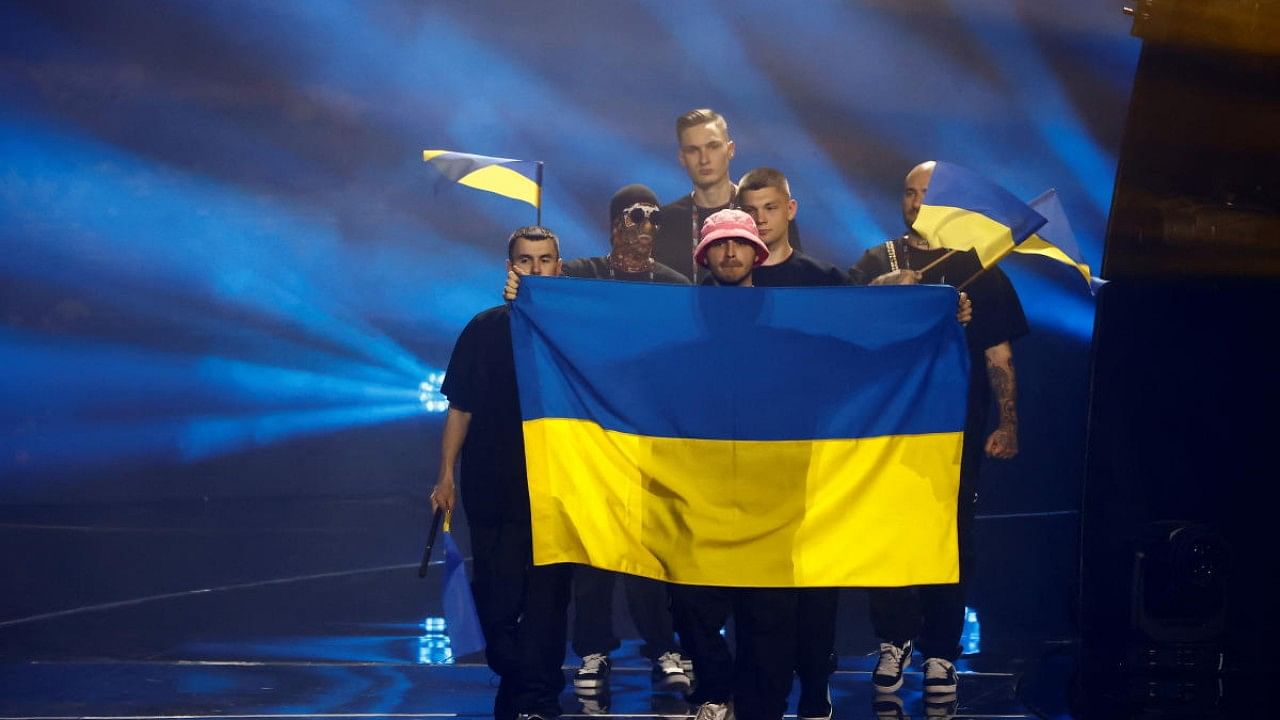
[867,484,977,661]
[469,521,572,719]
[670,584,797,720]
[795,588,838,698]
[572,566,681,661]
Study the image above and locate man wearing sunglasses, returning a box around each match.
[505,184,691,710]
[560,184,689,285]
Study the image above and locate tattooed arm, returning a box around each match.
[983,341,1018,459]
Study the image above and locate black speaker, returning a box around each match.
[1079,279,1280,675]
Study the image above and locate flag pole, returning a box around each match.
[915,248,960,276]
[417,507,444,579]
[535,161,544,226]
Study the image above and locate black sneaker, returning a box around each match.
[651,650,692,693]
[872,640,912,693]
[574,652,610,689]
[921,657,957,694]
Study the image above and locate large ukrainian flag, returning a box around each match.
[913,162,1047,268]
[509,277,970,588]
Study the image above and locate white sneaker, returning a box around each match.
[872,641,912,693]
[693,701,731,720]
[652,650,692,693]
[922,656,958,694]
[574,652,611,688]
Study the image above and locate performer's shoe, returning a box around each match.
[873,640,912,693]
[921,657,957,694]
[652,650,692,693]
[574,652,611,688]
[693,701,732,720]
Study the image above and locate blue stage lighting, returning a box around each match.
[419,372,448,413]
[418,615,454,665]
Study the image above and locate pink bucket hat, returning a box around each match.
[693,209,770,267]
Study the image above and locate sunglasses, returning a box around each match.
[619,203,664,228]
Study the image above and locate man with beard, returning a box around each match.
[674,209,801,720]
[848,160,1026,703]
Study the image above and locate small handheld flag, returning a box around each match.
[913,162,1047,269]
[423,150,543,223]
[1015,189,1100,293]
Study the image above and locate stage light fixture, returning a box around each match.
[419,372,448,413]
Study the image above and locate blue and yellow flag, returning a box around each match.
[913,162,1047,268]
[1015,189,1100,293]
[510,277,969,588]
[422,150,541,208]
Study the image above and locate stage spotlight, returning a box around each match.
[419,372,448,413]
[417,616,453,665]
[1127,521,1228,682]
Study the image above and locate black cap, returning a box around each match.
[609,184,660,224]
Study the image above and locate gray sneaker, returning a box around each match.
[652,650,692,693]
[873,641,912,693]
[574,652,610,689]
[693,701,731,720]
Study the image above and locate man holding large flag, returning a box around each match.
[431,225,571,720]
[848,161,1029,699]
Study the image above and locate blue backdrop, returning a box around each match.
[1,0,1137,511]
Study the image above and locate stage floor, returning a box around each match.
[1,496,1052,719]
[0,653,1028,719]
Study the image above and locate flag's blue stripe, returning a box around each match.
[510,277,969,442]
[1028,189,1084,261]
[428,152,537,183]
[928,162,1046,243]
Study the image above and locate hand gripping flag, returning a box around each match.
[509,277,970,588]
[912,162,1047,268]
[1014,189,1102,293]
[422,150,542,209]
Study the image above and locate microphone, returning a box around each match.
[417,507,444,578]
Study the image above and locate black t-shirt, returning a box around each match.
[440,305,528,525]
[848,237,1028,440]
[656,194,803,282]
[752,249,846,287]
[562,256,690,285]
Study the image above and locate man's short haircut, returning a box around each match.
[507,225,560,261]
[676,108,730,141]
[736,167,792,203]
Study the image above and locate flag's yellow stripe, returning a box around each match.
[1015,236,1093,286]
[914,204,1016,268]
[458,165,540,208]
[524,417,960,588]
[422,149,447,161]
